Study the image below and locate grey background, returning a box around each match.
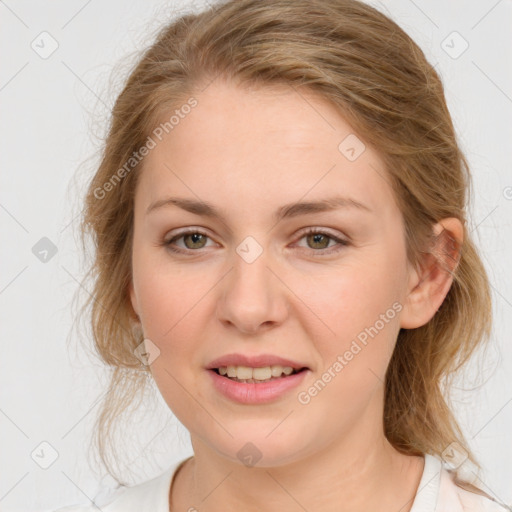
[1,0,511,510]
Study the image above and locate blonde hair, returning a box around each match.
[77,0,493,492]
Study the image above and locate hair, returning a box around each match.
[77,0,493,494]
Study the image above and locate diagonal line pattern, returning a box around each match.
[407,0,439,28]
[0,0,29,28]
[61,391,108,440]
[0,62,29,92]
[368,366,384,384]
[0,472,29,502]
[0,408,30,438]
[61,61,110,110]
[471,0,503,30]
[60,211,82,233]
[0,265,28,295]
[471,396,512,439]
[265,410,294,438]
[61,471,105,511]
[471,61,512,106]
[200,470,233,502]
[122,417,173,468]
[466,470,511,510]
[469,205,499,235]
[0,202,29,233]
[60,265,132,337]
[61,0,93,29]
[264,470,310,511]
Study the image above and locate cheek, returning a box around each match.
[134,263,210,417]
[131,257,207,384]
[291,267,401,425]
[295,257,402,373]
[133,245,210,334]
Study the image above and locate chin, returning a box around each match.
[199,425,315,469]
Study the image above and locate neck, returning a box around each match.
[170,429,424,512]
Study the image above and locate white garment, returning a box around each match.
[51,454,509,512]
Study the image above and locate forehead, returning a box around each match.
[136,79,397,222]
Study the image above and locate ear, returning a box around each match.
[400,218,463,329]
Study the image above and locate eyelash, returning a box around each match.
[162,227,349,256]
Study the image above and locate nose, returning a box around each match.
[216,245,290,335]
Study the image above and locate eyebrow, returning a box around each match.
[146,195,373,223]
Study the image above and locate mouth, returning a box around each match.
[210,365,309,384]
[207,363,310,404]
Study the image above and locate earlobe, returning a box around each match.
[399,218,463,330]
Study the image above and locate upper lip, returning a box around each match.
[206,353,309,370]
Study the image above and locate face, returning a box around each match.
[129,78,415,467]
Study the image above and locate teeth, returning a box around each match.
[218,365,297,381]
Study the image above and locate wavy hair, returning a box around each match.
[76,0,493,493]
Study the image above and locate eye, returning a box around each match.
[294,228,349,255]
[163,229,215,254]
[162,227,349,256]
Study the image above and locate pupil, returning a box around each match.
[186,233,205,248]
[309,233,328,249]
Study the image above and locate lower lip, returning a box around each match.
[207,369,310,404]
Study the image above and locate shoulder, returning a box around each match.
[439,464,510,512]
[48,458,189,512]
[44,485,130,512]
[47,474,169,512]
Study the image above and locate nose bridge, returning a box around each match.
[216,236,288,332]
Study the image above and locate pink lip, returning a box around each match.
[206,353,309,370]
[207,368,310,404]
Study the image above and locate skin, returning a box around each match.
[128,77,463,512]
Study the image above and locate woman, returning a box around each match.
[57,0,508,510]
